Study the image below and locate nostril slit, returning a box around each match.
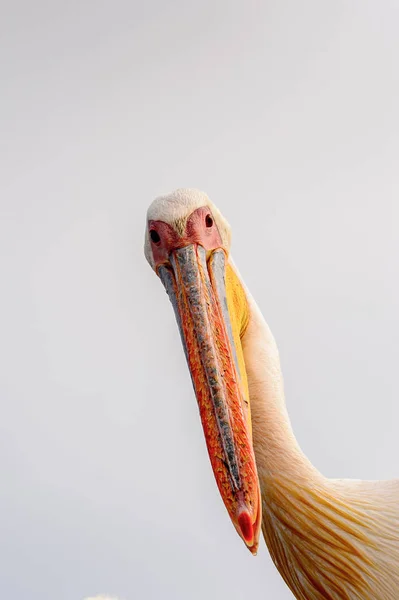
[205,214,213,228]
[150,230,161,243]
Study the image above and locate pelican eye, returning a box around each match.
[205,214,213,228]
[150,230,161,243]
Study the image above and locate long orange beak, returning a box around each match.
[158,244,262,554]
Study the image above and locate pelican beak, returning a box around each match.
[158,244,262,554]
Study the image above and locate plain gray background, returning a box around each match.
[1,1,399,599]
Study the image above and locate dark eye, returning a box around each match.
[150,230,161,243]
[205,214,213,228]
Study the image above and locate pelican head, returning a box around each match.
[144,188,262,554]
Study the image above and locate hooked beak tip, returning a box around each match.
[237,509,255,546]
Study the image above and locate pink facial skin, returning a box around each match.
[149,207,223,270]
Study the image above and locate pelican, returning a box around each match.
[144,189,399,599]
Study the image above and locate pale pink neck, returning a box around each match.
[241,291,318,485]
